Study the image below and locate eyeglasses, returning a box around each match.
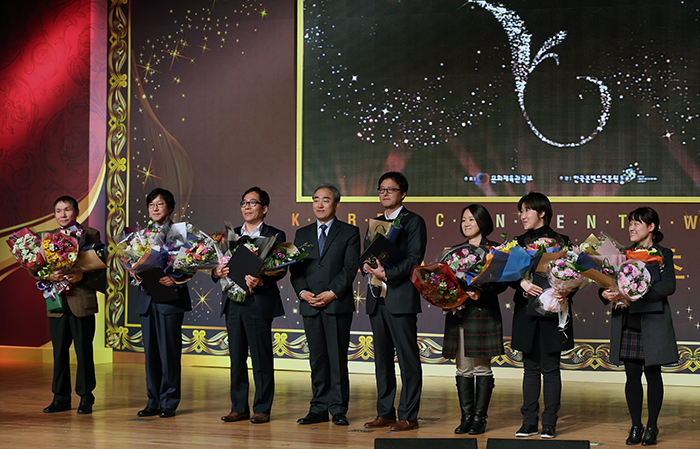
[148,202,167,209]
[377,187,401,194]
[240,200,261,208]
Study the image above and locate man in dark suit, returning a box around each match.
[290,184,361,426]
[213,186,286,424]
[42,196,105,415]
[136,188,191,419]
[362,172,427,432]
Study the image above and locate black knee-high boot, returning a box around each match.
[454,376,475,434]
[469,376,495,435]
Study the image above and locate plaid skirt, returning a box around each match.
[619,327,644,360]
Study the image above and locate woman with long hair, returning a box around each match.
[443,204,506,435]
[600,207,677,446]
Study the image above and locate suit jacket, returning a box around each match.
[601,243,678,366]
[290,219,361,316]
[219,223,287,320]
[47,226,105,318]
[365,207,427,315]
[510,226,575,353]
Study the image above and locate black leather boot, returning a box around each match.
[468,376,495,435]
[454,376,474,434]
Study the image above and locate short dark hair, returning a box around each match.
[53,196,79,213]
[146,188,175,215]
[378,171,409,193]
[242,186,270,208]
[517,191,552,227]
[460,204,494,238]
[628,206,664,243]
[313,183,341,202]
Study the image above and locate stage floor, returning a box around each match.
[0,361,698,448]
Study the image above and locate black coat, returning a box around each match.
[600,243,678,366]
[510,226,575,353]
[443,237,506,359]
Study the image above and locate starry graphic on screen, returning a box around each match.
[301,0,699,197]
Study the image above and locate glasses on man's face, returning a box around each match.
[240,200,260,208]
[377,187,401,194]
[148,202,166,210]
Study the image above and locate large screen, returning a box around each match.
[300,0,700,200]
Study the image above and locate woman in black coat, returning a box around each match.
[442,204,506,435]
[510,192,573,440]
[600,207,677,446]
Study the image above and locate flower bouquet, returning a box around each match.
[625,245,663,266]
[7,227,46,274]
[522,237,561,256]
[262,242,311,275]
[440,244,486,281]
[116,226,169,273]
[35,227,82,311]
[411,262,468,309]
[614,259,651,307]
[165,224,220,277]
[534,252,587,329]
[218,229,277,303]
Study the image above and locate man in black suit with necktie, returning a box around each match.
[362,172,427,432]
[290,184,361,426]
[213,186,286,424]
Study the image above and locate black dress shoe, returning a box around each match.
[77,399,93,415]
[137,407,159,417]
[159,408,176,418]
[626,425,644,445]
[332,413,349,426]
[641,426,658,446]
[43,401,71,413]
[297,411,329,424]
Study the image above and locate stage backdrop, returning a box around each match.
[105,0,700,373]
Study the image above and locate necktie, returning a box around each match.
[319,224,327,254]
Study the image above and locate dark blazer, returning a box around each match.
[365,207,427,316]
[290,219,361,315]
[600,243,678,366]
[510,226,575,353]
[219,223,286,320]
[47,226,105,318]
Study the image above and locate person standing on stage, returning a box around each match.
[599,207,677,446]
[291,183,360,426]
[213,187,286,424]
[42,196,105,415]
[135,188,192,418]
[511,192,573,439]
[362,172,427,432]
[443,204,507,435]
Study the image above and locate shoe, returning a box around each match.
[389,420,419,431]
[250,413,270,423]
[626,425,644,445]
[221,412,250,422]
[332,413,349,426]
[137,407,159,417]
[364,416,397,428]
[468,376,494,435]
[515,424,538,437]
[43,401,71,413]
[641,426,658,446]
[159,408,176,418]
[297,412,329,425]
[454,376,474,434]
[541,425,556,439]
[77,398,93,415]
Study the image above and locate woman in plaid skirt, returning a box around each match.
[600,207,677,446]
[442,204,507,435]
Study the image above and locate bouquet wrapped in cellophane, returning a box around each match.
[165,224,220,277]
[262,242,311,275]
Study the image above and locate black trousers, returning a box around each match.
[48,307,96,404]
[226,297,275,414]
[369,304,422,421]
[303,311,353,415]
[140,303,184,411]
[521,323,562,427]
